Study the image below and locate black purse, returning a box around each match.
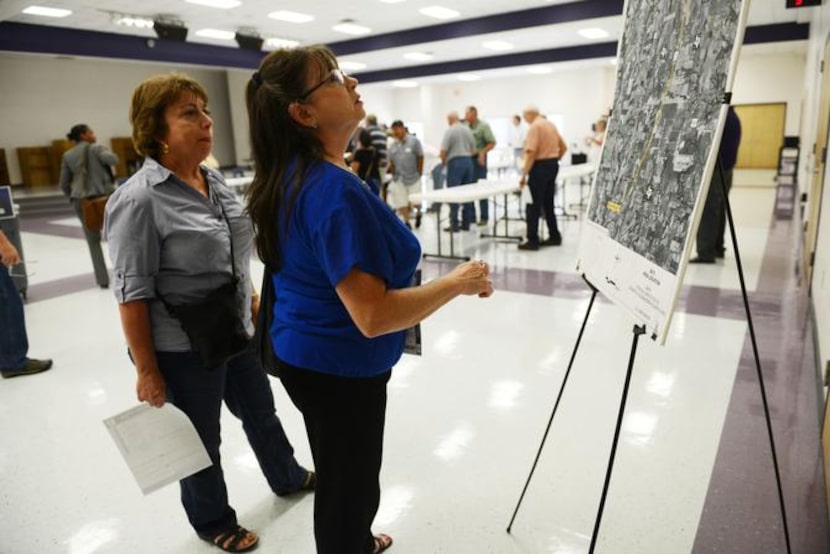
[253,268,280,377]
[162,190,250,369]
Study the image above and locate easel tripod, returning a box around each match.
[506,159,793,553]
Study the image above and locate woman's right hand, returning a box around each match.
[449,260,494,298]
[136,368,167,408]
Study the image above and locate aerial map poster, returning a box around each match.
[576,0,749,344]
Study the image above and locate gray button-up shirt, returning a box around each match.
[105,157,254,352]
[388,134,424,186]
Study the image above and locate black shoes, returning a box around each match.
[415,213,422,229]
[443,225,470,233]
[1,358,53,378]
[540,235,562,247]
[689,257,716,264]
[518,241,539,251]
[477,220,489,227]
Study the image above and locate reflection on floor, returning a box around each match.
[0,186,827,553]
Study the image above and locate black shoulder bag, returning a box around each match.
[253,267,280,378]
[162,191,250,369]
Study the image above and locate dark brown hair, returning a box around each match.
[245,45,337,269]
[129,73,208,159]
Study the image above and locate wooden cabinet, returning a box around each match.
[0,149,10,185]
[110,137,142,178]
[50,139,73,184]
[17,147,53,187]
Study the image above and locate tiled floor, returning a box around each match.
[0,180,827,553]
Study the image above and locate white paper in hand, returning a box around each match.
[104,403,212,495]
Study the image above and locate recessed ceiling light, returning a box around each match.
[526,66,552,75]
[458,74,480,82]
[22,6,72,18]
[393,80,418,88]
[419,6,460,20]
[185,0,241,8]
[482,40,514,52]
[114,15,154,28]
[332,20,372,35]
[266,38,300,49]
[380,0,406,3]
[268,10,314,23]
[195,28,235,40]
[403,52,434,62]
[339,61,368,71]
[578,28,609,40]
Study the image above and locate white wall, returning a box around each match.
[0,53,235,185]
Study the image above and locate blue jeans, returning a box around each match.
[155,349,307,538]
[446,157,475,229]
[0,267,27,370]
[473,157,489,221]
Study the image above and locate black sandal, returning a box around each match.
[202,525,259,553]
[372,533,393,553]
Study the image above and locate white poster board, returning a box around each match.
[577,0,749,344]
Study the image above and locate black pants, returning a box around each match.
[278,359,391,554]
[696,168,734,260]
[526,158,560,244]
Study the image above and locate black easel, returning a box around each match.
[506,155,793,554]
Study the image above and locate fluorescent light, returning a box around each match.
[185,0,241,8]
[195,28,235,40]
[268,10,314,23]
[266,37,300,49]
[114,15,154,29]
[526,65,553,75]
[482,40,514,52]
[419,6,460,19]
[578,27,609,40]
[339,61,368,71]
[403,52,433,62]
[380,0,406,3]
[392,80,418,88]
[22,6,72,18]
[332,21,372,35]
[457,74,480,82]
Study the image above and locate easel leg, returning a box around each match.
[588,324,645,553]
[507,279,599,533]
[719,159,793,554]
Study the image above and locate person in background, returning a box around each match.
[465,106,496,226]
[509,114,526,167]
[245,45,493,554]
[690,105,742,263]
[0,230,52,379]
[363,114,389,199]
[440,111,477,232]
[350,128,381,195]
[105,73,313,554]
[387,120,424,228]
[585,117,607,164]
[518,105,568,251]
[59,124,118,289]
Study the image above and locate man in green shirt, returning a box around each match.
[465,106,496,226]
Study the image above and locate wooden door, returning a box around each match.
[733,103,786,169]
[16,147,52,187]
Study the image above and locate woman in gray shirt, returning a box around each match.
[105,74,313,553]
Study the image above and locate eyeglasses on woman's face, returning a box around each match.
[299,68,347,100]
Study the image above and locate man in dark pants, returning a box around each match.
[518,106,568,251]
[0,230,52,378]
[691,106,742,263]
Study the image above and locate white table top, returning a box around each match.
[224,176,254,189]
[410,180,520,203]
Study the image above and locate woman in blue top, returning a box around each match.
[245,46,494,553]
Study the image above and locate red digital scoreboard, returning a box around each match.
[786,0,821,7]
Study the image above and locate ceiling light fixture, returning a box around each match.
[266,37,300,49]
[578,27,609,40]
[419,6,460,19]
[268,10,314,23]
[458,74,480,82]
[380,0,406,3]
[403,52,433,62]
[235,32,263,51]
[114,15,154,29]
[332,19,372,36]
[392,80,418,88]
[526,66,553,74]
[185,0,242,8]
[22,6,72,18]
[339,61,368,71]
[482,40,514,52]
[195,28,236,40]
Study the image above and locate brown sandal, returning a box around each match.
[372,533,393,553]
[202,525,259,553]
